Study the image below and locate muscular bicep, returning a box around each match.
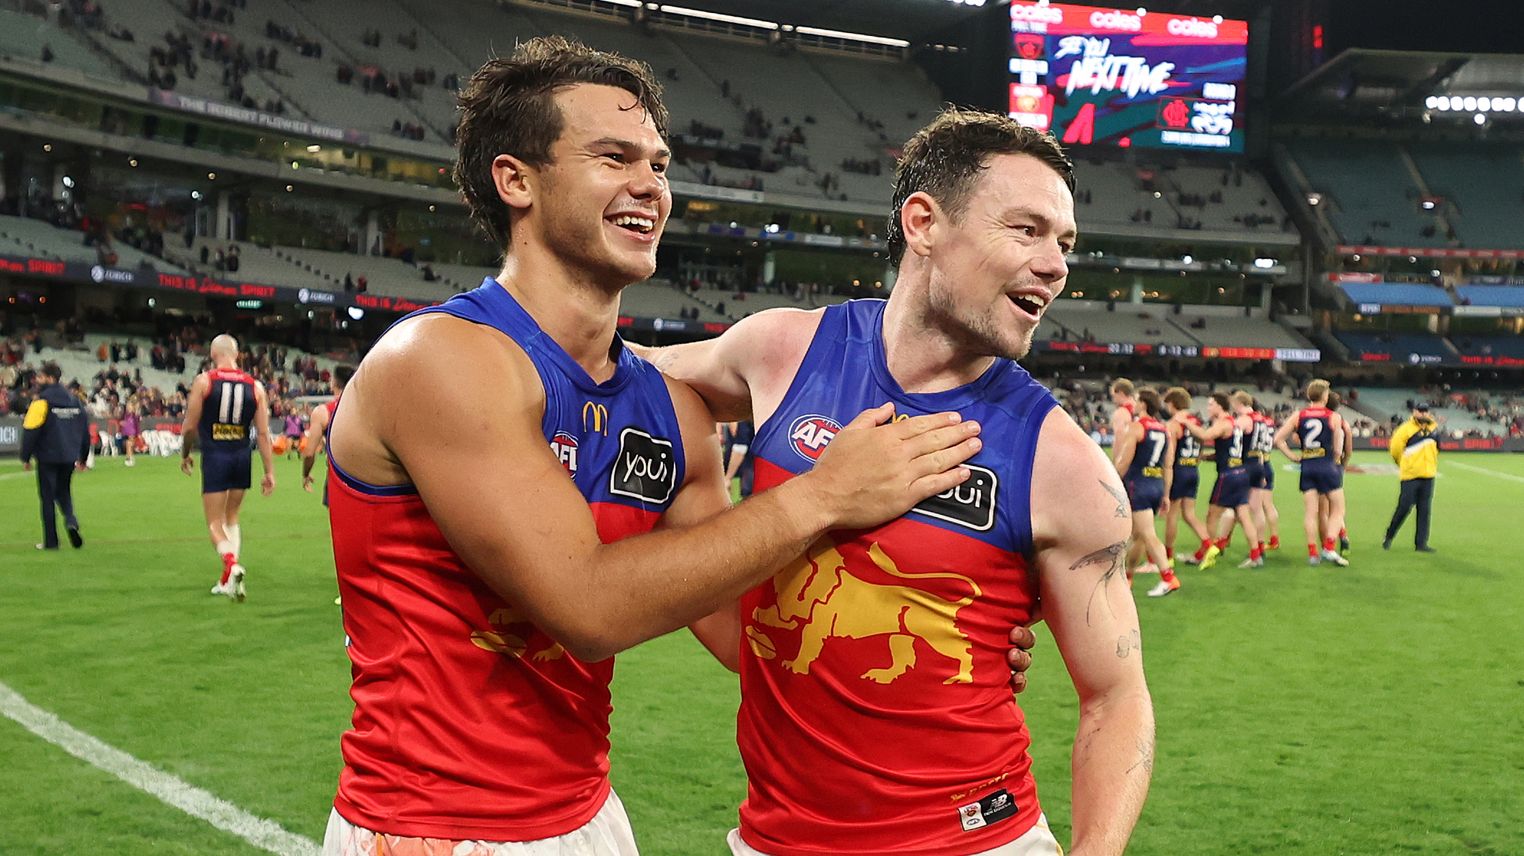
[376,321,607,634]
[1030,412,1147,702]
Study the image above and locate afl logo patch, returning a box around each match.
[550,430,579,476]
[789,414,841,463]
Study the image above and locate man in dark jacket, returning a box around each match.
[20,362,91,550]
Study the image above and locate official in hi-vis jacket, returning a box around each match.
[1383,402,1439,553]
[20,362,91,550]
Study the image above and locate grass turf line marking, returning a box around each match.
[0,680,321,856]
[1447,461,1524,485]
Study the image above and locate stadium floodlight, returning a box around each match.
[1136,7,1146,16]
[190,190,202,200]
[599,0,642,6]
[1212,14,1222,23]
[128,158,139,167]
[1182,254,1193,264]
[1253,258,1276,269]
[1306,192,1322,206]
[793,25,909,47]
[1477,97,1492,111]
[347,306,365,321]
[1462,96,1477,111]
[657,4,779,29]
[1474,113,1486,125]
[307,144,322,153]
[61,175,74,188]
[1424,96,1439,110]
[207,171,217,180]
[1500,97,1517,112]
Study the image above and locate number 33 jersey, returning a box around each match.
[738,299,1059,856]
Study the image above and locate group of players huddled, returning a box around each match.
[1106,376,1354,598]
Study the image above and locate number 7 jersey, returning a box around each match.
[737,299,1058,856]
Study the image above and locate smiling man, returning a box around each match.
[318,38,984,856]
[651,109,1154,856]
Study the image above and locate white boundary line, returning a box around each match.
[0,680,321,856]
[1448,461,1524,484]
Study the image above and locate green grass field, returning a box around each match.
[2,450,1521,855]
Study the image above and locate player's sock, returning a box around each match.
[1308,543,1319,558]
[1250,545,1264,561]
[226,524,242,558]
[219,551,237,585]
[1338,527,1347,539]
[1269,535,1281,549]
[1192,542,1209,561]
[1323,537,1336,552]
[1160,566,1178,583]
[1215,536,1230,550]
[1166,548,1175,562]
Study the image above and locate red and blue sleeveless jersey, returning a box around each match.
[1213,418,1246,471]
[1125,416,1168,485]
[737,299,1058,855]
[1297,406,1335,466]
[327,279,686,841]
[1175,414,1203,468]
[198,368,257,453]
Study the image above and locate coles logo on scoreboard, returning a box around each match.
[789,414,842,463]
[1011,4,1063,25]
[550,430,579,475]
[1167,17,1219,38]
[1088,9,1142,31]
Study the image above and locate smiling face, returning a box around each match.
[917,153,1076,361]
[516,84,672,289]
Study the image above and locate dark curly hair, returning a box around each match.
[452,36,668,250]
[886,107,1074,268]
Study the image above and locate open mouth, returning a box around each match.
[607,214,656,236]
[1008,292,1049,317]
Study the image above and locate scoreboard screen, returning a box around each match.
[1007,2,1247,153]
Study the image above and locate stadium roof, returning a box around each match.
[1277,48,1524,125]
[629,0,1262,45]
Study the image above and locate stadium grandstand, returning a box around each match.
[1,0,1522,850]
[1,0,1519,439]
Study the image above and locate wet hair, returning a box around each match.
[886,107,1073,267]
[1163,386,1192,412]
[453,36,667,249]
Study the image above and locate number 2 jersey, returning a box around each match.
[326,279,686,841]
[738,299,1058,855]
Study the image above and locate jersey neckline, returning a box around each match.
[864,299,1008,411]
[475,277,636,396]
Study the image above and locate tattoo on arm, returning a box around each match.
[1072,540,1129,626]
[1114,628,1141,659]
[1099,479,1129,518]
[1126,737,1155,775]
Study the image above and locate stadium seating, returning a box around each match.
[1339,282,1454,308]
[1408,144,1524,250]
[618,280,731,323]
[1334,331,1455,361]
[0,8,119,81]
[1288,140,1442,247]
[0,215,189,273]
[174,237,331,291]
[271,246,457,301]
[1455,284,1524,308]
[1449,335,1524,359]
[1171,311,1313,350]
[1044,301,1198,346]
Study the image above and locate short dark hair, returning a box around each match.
[334,365,355,387]
[886,107,1074,268]
[1136,387,1162,418]
[453,36,668,250]
[40,361,62,381]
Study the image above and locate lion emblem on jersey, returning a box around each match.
[748,537,981,685]
[470,605,566,662]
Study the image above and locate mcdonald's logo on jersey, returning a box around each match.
[582,402,609,435]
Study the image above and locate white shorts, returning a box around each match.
[726,813,1062,856]
[323,790,640,856]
